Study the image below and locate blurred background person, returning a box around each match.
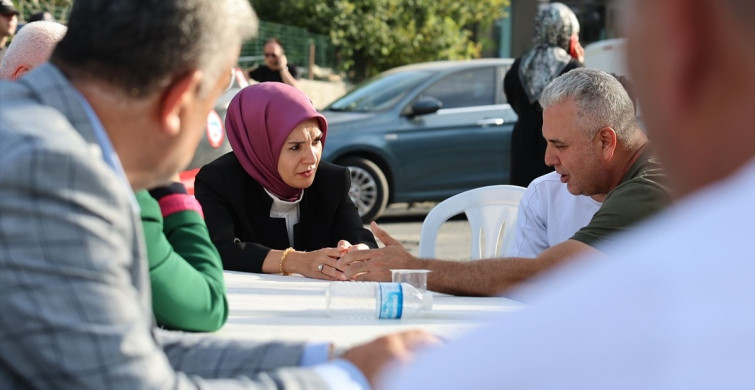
[504,2,583,187]
[196,82,377,280]
[0,0,19,63]
[0,20,66,80]
[247,37,300,88]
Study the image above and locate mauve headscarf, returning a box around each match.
[225,82,328,201]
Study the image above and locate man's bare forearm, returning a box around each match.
[419,257,555,296]
[420,240,598,296]
[341,223,599,297]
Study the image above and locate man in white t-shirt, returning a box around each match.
[507,171,602,257]
[507,72,640,258]
[380,0,755,388]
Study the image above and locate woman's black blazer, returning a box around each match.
[195,152,377,273]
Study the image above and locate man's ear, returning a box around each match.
[12,65,31,80]
[159,70,203,137]
[596,127,617,161]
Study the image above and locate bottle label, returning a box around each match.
[378,283,404,319]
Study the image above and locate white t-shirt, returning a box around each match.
[383,160,755,390]
[508,171,602,257]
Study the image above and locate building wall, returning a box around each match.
[298,79,352,110]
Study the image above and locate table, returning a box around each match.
[218,271,522,348]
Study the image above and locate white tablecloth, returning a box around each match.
[217,271,522,348]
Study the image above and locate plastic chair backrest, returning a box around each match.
[419,185,527,260]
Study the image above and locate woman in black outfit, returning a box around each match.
[195,83,377,281]
[504,2,583,186]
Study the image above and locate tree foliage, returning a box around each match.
[15,0,73,22]
[250,0,508,81]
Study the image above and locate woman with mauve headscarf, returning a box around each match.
[504,2,584,187]
[195,83,377,280]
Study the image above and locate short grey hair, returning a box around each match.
[52,0,257,98]
[540,68,638,143]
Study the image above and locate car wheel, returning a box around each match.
[339,157,389,223]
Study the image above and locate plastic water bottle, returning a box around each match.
[325,282,433,319]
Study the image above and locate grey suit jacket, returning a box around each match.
[0,64,331,389]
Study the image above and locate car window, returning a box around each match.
[326,70,434,112]
[420,67,496,109]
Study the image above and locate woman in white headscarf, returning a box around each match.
[504,2,583,187]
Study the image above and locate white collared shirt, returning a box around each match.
[265,188,303,247]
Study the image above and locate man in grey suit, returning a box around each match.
[0,0,433,389]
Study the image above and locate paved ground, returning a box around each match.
[371,203,473,261]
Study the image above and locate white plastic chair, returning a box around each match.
[418,185,527,260]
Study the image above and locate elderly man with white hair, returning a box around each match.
[0,20,66,80]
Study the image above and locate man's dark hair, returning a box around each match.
[52,0,256,97]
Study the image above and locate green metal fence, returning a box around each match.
[239,21,338,77]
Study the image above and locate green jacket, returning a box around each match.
[136,189,228,332]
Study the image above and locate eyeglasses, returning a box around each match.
[264,53,278,58]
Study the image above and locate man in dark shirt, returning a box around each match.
[340,68,672,297]
[248,37,299,89]
[0,0,19,64]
